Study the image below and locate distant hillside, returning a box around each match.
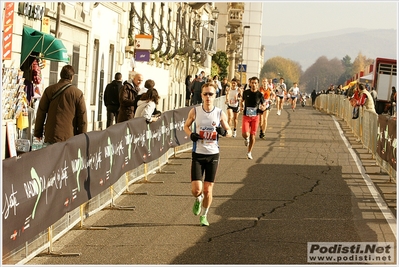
[262,29,397,71]
[263,28,370,46]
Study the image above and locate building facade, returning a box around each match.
[215,2,264,84]
[2,2,265,159]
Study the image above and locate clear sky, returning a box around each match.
[262,1,398,36]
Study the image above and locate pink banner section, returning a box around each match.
[2,107,192,256]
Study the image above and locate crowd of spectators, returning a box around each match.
[185,71,232,106]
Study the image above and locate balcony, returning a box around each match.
[228,2,243,27]
[228,9,243,27]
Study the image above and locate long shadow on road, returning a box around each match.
[171,163,376,264]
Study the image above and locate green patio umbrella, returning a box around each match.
[20,26,70,67]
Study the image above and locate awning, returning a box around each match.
[342,80,358,90]
[20,26,69,67]
[359,73,373,83]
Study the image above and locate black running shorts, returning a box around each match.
[191,152,220,183]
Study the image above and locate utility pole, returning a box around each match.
[55,3,61,38]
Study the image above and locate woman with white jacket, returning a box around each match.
[135,88,161,123]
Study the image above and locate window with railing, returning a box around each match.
[378,63,397,76]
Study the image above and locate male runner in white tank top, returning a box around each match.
[225,78,243,137]
[184,82,232,226]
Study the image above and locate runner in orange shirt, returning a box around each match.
[259,78,276,139]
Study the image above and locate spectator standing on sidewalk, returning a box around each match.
[350,85,362,119]
[104,72,123,127]
[185,75,193,106]
[240,76,266,159]
[131,78,153,115]
[370,87,378,107]
[337,84,344,94]
[389,86,396,116]
[221,77,229,96]
[358,83,376,113]
[213,75,222,97]
[184,82,232,226]
[200,71,206,81]
[135,88,161,123]
[191,74,205,105]
[34,65,87,144]
[117,72,143,123]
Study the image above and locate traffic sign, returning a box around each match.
[238,64,247,72]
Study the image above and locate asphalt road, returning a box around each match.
[26,104,396,265]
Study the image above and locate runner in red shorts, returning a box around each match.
[240,76,266,159]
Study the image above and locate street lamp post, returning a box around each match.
[239,25,250,85]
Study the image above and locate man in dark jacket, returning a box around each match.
[104,72,123,127]
[191,74,205,105]
[117,72,143,123]
[34,65,87,144]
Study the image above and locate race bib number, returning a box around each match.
[229,99,237,105]
[246,107,257,117]
[199,126,217,141]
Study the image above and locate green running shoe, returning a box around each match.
[192,199,201,216]
[200,215,209,226]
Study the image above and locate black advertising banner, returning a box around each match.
[95,121,130,190]
[82,129,113,199]
[2,133,89,256]
[2,108,191,256]
[62,133,92,211]
[173,106,192,145]
[376,115,397,170]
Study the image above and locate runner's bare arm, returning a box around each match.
[220,111,232,137]
[184,108,196,136]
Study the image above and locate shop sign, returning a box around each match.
[18,2,44,20]
[42,16,50,33]
[135,50,150,62]
[134,35,153,50]
[2,2,14,60]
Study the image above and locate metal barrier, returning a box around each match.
[315,94,396,181]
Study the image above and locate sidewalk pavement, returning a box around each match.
[26,104,396,265]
